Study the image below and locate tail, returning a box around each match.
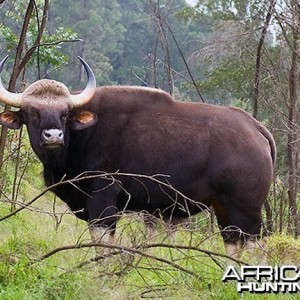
[259,124,276,168]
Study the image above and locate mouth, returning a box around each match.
[43,142,64,150]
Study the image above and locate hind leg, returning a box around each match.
[143,214,159,240]
[213,200,266,262]
[242,236,268,265]
[213,202,244,260]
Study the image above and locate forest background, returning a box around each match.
[0,0,300,299]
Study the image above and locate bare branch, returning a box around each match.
[164,21,205,103]
[18,0,49,75]
[29,241,249,272]
[0,171,209,222]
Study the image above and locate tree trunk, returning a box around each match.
[253,0,276,119]
[287,0,300,236]
[0,0,49,169]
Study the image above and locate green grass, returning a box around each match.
[1,199,300,300]
[1,167,300,299]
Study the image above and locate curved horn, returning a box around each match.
[0,56,22,108]
[70,56,96,108]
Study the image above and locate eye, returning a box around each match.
[61,114,68,120]
[30,111,39,119]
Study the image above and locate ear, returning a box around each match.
[0,111,23,129]
[69,110,98,130]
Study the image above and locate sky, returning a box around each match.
[186,0,197,5]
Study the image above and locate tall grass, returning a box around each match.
[1,193,299,299]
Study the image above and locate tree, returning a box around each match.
[38,0,206,95]
[111,0,206,99]
[48,0,125,87]
[0,0,48,169]
[276,0,300,236]
[0,0,79,209]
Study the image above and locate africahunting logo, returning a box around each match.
[222,266,300,293]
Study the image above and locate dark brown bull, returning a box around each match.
[0,56,275,259]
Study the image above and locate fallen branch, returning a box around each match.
[30,241,249,269]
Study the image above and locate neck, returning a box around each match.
[42,149,67,186]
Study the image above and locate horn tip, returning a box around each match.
[1,55,9,62]
[0,55,9,73]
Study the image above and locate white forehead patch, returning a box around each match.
[21,79,72,108]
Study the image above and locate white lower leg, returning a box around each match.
[164,217,186,243]
[143,215,159,241]
[243,237,268,265]
[224,241,243,260]
[89,226,115,255]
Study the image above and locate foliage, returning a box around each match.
[110,0,206,92]
[1,0,207,93]
[47,0,125,87]
[179,0,275,105]
[32,27,78,67]
[0,0,77,83]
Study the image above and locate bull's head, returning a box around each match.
[0,56,97,157]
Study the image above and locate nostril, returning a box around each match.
[42,129,64,143]
[44,131,51,139]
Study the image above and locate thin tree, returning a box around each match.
[0,0,49,169]
[253,0,277,119]
[252,0,277,234]
[287,0,300,236]
[149,0,174,94]
[274,0,300,236]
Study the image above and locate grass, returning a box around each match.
[1,199,300,300]
[0,162,300,298]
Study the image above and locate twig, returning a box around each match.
[30,241,248,268]
[0,171,209,221]
[29,242,199,279]
[164,20,205,102]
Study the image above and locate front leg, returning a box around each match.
[86,180,120,255]
[88,225,115,255]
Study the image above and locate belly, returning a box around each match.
[116,175,213,217]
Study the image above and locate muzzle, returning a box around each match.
[41,129,64,148]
